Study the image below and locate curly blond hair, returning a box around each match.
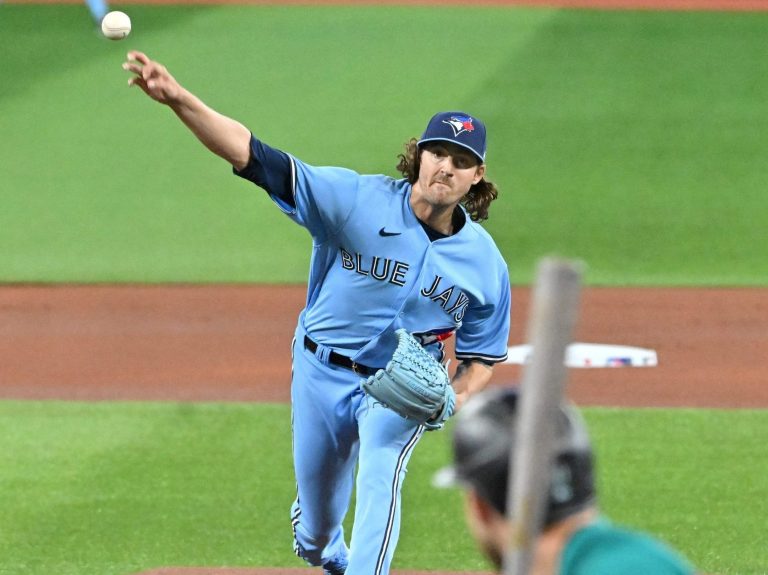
[395,138,498,222]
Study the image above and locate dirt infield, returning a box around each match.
[1,285,766,408]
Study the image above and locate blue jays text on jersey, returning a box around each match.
[339,250,469,320]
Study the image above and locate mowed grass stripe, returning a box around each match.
[0,400,765,574]
[0,6,766,284]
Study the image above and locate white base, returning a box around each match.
[505,343,658,368]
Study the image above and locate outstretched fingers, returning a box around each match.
[123,51,149,77]
[126,50,149,65]
[127,75,147,90]
[122,51,177,102]
[122,51,149,86]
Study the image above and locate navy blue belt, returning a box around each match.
[303,335,378,376]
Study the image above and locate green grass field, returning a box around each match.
[1,4,767,575]
[1,401,766,575]
[1,5,767,284]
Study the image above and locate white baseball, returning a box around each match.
[101,11,131,41]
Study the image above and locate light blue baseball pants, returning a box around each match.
[290,329,425,574]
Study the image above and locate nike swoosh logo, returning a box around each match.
[378,227,401,237]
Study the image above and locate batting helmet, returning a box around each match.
[434,385,596,527]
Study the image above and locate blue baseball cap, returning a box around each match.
[417,111,487,163]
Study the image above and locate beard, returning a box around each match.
[479,538,504,571]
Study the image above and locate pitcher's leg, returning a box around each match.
[346,400,424,575]
[290,341,359,566]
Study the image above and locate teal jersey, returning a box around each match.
[560,520,696,575]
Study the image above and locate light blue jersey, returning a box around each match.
[275,157,510,367]
[236,135,511,574]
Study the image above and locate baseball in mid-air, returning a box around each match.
[101,11,132,40]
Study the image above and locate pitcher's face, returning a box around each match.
[414,142,485,208]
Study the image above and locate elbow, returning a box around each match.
[228,124,253,172]
[231,154,250,173]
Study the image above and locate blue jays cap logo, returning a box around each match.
[442,115,476,137]
[418,111,487,162]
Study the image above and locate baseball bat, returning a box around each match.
[503,257,583,575]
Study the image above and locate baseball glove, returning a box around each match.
[362,329,456,430]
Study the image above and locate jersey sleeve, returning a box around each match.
[233,134,360,242]
[455,262,511,364]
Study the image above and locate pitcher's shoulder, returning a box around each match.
[358,174,410,196]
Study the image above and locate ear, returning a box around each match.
[472,164,486,185]
[467,489,497,526]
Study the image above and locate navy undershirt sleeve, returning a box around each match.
[233,135,295,208]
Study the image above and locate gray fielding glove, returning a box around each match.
[362,329,456,430]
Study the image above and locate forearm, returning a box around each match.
[451,360,494,412]
[123,51,251,171]
[169,88,251,171]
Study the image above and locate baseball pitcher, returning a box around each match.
[123,51,511,575]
